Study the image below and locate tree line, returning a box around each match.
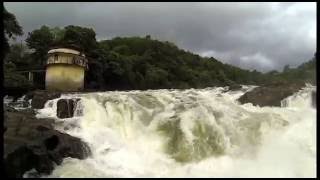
[3,7,316,91]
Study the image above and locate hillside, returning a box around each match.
[85,36,267,90]
[4,25,316,92]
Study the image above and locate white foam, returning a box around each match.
[33,85,316,178]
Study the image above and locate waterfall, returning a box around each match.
[29,85,316,178]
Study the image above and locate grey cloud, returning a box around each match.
[4,2,316,72]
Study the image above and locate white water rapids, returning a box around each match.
[29,85,316,177]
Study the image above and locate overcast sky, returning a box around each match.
[4,2,316,72]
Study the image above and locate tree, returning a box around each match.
[4,71,32,89]
[113,45,131,55]
[62,25,98,56]
[50,26,66,45]
[4,61,16,73]
[4,43,33,70]
[26,25,54,66]
[217,70,227,82]
[3,45,32,89]
[3,7,31,89]
[3,7,23,59]
[145,65,169,88]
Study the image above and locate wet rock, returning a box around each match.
[5,95,30,109]
[4,87,34,100]
[56,98,81,119]
[228,84,242,91]
[4,105,18,113]
[8,101,30,108]
[238,82,305,107]
[25,91,35,101]
[28,91,61,109]
[4,107,91,178]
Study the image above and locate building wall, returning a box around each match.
[47,53,87,68]
[46,64,85,91]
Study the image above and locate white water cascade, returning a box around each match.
[31,85,316,178]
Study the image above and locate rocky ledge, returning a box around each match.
[26,90,61,109]
[57,98,81,119]
[25,91,81,118]
[7,90,83,119]
[237,82,315,107]
[4,105,91,178]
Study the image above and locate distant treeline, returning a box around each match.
[4,7,316,91]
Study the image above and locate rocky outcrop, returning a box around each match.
[228,84,242,91]
[57,98,81,119]
[238,82,305,107]
[220,84,242,93]
[4,87,36,100]
[27,91,61,109]
[8,101,30,108]
[4,106,91,178]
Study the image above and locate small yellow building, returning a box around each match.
[45,47,88,91]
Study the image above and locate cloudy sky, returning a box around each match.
[4,2,316,72]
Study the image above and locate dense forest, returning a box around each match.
[3,7,316,92]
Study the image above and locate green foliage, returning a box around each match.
[3,7,23,59]
[3,8,32,90]
[84,35,316,90]
[262,57,316,86]
[62,25,98,55]
[4,43,36,70]
[26,25,54,66]
[4,72,32,89]
[3,7,23,38]
[145,65,169,88]
[113,45,131,55]
[26,25,54,50]
[4,61,16,73]
[4,60,32,89]
[279,57,316,85]
[25,25,98,66]
[50,26,66,45]
[7,24,316,91]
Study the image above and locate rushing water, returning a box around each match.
[4,95,32,110]
[25,85,316,177]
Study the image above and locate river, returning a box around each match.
[23,85,316,177]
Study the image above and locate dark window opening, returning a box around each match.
[54,54,58,62]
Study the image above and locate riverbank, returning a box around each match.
[4,104,91,177]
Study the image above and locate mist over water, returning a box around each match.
[32,85,316,178]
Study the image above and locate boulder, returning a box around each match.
[238,83,305,107]
[4,106,91,178]
[228,84,242,91]
[28,91,61,109]
[57,98,81,119]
